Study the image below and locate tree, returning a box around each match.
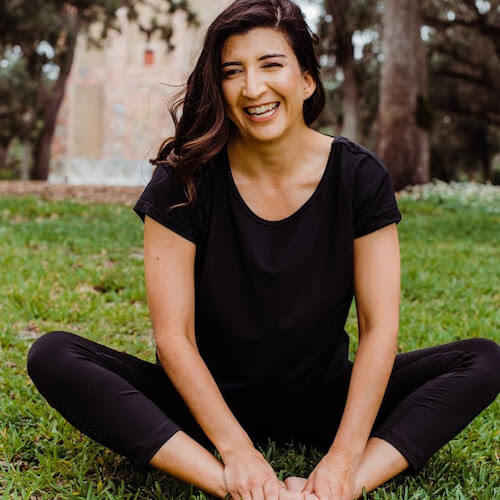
[377,0,430,189]
[0,54,39,175]
[311,0,498,184]
[315,0,380,143]
[0,0,196,180]
[422,0,500,181]
[324,0,359,141]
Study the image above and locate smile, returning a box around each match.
[243,102,280,122]
[244,102,280,116]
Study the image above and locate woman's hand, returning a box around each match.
[284,477,319,500]
[301,451,358,500]
[222,446,287,500]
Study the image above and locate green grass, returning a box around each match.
[0,195,499,499]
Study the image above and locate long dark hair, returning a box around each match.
[152,0,325,208]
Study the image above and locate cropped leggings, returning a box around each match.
[26,332,500,475]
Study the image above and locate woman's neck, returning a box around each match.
[227,126,326,184]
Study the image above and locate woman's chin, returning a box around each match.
[241,127,286,144]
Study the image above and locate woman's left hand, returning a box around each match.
[301,451,358,500]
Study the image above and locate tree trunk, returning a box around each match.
[20,142,32,180]
[30,17,81,180]
[480,140,491,182]
[326,0,360,142]
[414,4,431,185]
[341,54,359,141]
[0,143,9,171]
[377,0,423,190]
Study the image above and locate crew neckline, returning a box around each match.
[223,135,341,227]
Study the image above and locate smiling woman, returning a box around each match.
[220,28,315,142]
[26,1,500,500]
[144,0,326,208]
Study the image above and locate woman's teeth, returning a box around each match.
[245,102,279,116]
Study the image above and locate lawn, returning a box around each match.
[0,188,499,499]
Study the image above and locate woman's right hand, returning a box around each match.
[222,446,287,500]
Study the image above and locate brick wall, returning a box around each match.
[50,1,232,186]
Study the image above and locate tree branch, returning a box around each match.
[422,13,500,38]
[462,0,483,18]
[430,43,481,69]
[431,100,500,127]
[432,68,495,90]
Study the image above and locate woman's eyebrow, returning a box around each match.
[221,54,286,68]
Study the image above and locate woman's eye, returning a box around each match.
[222,69,240,78]
[221,63,282,78]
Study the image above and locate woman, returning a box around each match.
[27,1,500,499]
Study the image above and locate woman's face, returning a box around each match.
[220,27,315,144]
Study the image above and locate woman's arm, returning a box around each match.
[143,215,285,500]
[144,215,252,455]
[302,223,400,499]
[331,222,400,459]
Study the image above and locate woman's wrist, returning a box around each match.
[218,435,255,463]
[327,441,364,465]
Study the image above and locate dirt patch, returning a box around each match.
[0,181,144,206]
[1,179,407,206]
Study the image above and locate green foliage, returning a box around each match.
[399,179,500,215]
[0,0,197,176]
[0,195,498,498]
[311,0,499,181]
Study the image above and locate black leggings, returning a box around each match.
[26,331,500,474]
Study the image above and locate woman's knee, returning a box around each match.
[26,330,77,383]
[462,337,500,393]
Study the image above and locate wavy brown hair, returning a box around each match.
[152,0,326,208]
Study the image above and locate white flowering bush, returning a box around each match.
[398,180,500,214]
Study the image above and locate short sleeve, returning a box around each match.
[352,155,402,238]
[133,165,200,244]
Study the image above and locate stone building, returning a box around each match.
[49,1,231,186]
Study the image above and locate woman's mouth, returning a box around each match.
[244,102,280,122]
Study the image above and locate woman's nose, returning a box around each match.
[242,68,266,99]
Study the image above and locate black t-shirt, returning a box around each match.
[133,136,402,410]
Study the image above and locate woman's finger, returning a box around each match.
[304,494,320,500]
[301,475,315,494]
[251,484,265,500]
[229,489,250,500]
[263,478,282,500]
[278,488,304,500]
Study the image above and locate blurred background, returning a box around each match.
[0,0,499,189]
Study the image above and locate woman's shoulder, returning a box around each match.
[149,153,220,195]
[332,135,389,173]
[333,137,402,237]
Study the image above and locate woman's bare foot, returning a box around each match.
[284,477,318,499]
[279,487,304,500]
[284,477,307,491]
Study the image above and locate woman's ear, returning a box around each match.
[303,71,316,100]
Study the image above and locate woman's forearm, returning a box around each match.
[328,329,398,462]
[156,335,254,460]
